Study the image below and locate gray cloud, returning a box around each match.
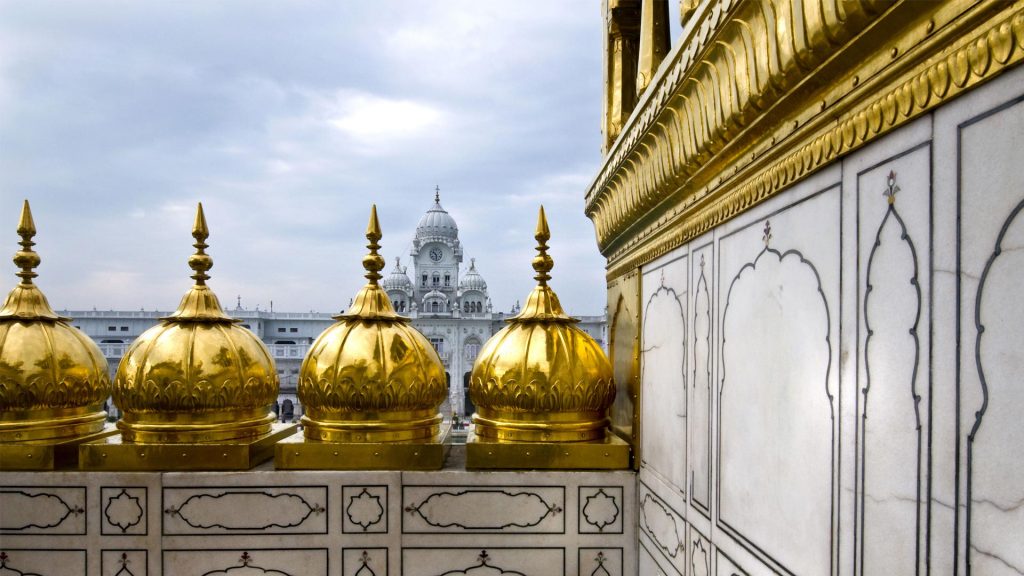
[0,1,607,315]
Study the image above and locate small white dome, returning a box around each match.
[416,192,458,242]
[382,257,412,291]
[459,258,487,292]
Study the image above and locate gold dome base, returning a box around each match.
[275,423,451,471]
[0,405,108,443]
[115,410,276,444]
[465,430,630,470]
[77,423,298,471]
[471,409,611,443]
[0,425,117,470]
[300,410,443,443]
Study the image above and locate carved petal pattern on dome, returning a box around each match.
[0,322,109,412]
[298,376,446,415]
[113,377,277,414]
[470,378,614,414]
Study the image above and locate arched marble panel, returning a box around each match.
[642,256,688,493]
[691,252,713,512]
[719,227,834,576]
[970,199,1024,575]
[860,179,923,576]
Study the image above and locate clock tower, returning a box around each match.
[410,187,463,313]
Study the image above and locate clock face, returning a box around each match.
[429,247,443,262]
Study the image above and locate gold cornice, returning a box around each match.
[586,0,892,222]
[587,0,1024,280]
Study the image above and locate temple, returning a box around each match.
[1,1,1023,574]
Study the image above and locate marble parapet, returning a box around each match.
[0,447,636,576]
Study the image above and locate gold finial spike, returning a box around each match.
[362,204,385,284]
[532,206,553,286]
[13,199,41,285]
[189,202,213,286]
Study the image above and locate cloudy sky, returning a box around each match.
[0,1,663,316]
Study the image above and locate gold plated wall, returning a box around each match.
[590,0,1024,281]
[606,269,641,467]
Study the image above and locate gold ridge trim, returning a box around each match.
[587,1,1024,280]
[586,0,893,245]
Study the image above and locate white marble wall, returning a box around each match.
[0,466,635,576]
[632,64,1024,575]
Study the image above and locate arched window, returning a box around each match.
[444,274,450,286]
[431,301,440,312]
[432,274,440,287]
[421,274,427,287]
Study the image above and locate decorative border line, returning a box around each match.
[401,485,566,535]
[579,486,623,534]
[690,245,714,517]
[102,487,147,535]
[161,486,327,535]
[403,489,562,532]
[343,486,387,534]
[0,488,86,535]
[856,160,926,575]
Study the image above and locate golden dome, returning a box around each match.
[112,204,278,443]
[298,206,447,443]
[0,201,110,443]
[470,207,615,442]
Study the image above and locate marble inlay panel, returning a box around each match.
[0,487,86,535]
[161,549,327,576]
[342,547,387,576]
[162,487,327,535]
[401,548,564,576]
[401,486,564,534]
[717,184,840,576]
[856,147,931,576]
[578,487,623,534]
[638,483,686,576]
[342,486,388,534]
[958,95,1024,576]
[640,250,688,494]
[102,550,147,576]
[101,487,148,536]
[578,548,622,576]
[0,549,86,576]
[690,244,713,515]
[689,526,710,576]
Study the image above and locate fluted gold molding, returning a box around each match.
[587,0,1024,280]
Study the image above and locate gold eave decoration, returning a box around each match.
[466,207,629,470]
[587,0,1024,280]
[80,203,295,470]
[275,205,449,470]
[0,201,113,470]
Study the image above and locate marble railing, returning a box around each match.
[0,450,636,576]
